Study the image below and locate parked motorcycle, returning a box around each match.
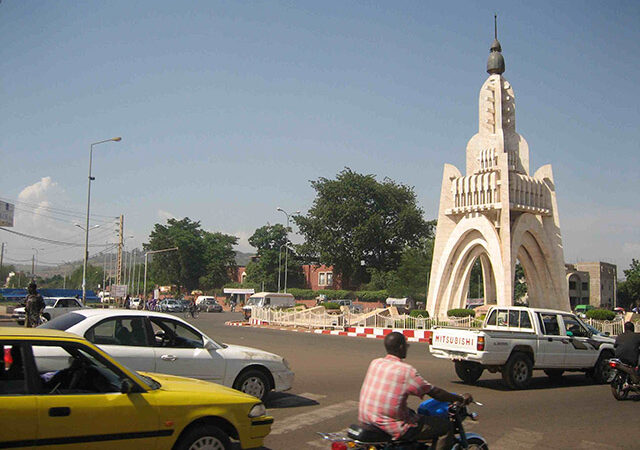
[608,358,640,401]
[318,400,488,449]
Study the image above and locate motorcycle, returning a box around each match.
[608,358,640,401]
[318,400,488,449]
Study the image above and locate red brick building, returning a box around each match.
[302,264,342,290]
[232,264,341,291]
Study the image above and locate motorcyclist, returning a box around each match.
[23,281,45,328]
[614,322,640,369]
[359,332,472,450]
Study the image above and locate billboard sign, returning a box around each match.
[111,284,128,297]
[0,201,15,227]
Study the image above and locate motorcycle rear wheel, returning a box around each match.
[611,374,629,401]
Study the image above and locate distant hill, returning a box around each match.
[234,251,255,267]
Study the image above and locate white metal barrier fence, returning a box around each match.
[250,308,481,330]
[584,318,625,336]
[250,307,629,336]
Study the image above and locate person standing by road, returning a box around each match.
[23,281,45,328]
[358,332,472,450]
[124,294,131,309]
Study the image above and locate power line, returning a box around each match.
[11,204,117,226]
[0,227,112,248]
[0,196,117,220]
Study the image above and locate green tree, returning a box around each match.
[199,232,238,290]
[0,264,16,288]
[618,259,640,309]
[38,274,65,289]
[514,263,528,302]
[244,224,303,291]
[295,168,432,287]
[468,259,484,300]
[67,264,104,291]
[145,218,206,292]
[7,270,28,288]
[387,237,434,300]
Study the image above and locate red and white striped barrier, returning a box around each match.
[312,327,430,343]
[227,320,431,343]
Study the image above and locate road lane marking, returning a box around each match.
[306,438,334,448]
[306,428,350,448]
[578,441,617,449]
[270,400,359,435]
[297,392,327,401]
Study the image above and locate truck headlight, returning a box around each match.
[249,403,266,418]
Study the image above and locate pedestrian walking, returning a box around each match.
[124,294,131,309]
[24,281,45,328]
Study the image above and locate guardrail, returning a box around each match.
[584,318,625,336]
[250,308,481,330]
[250,307,629,336]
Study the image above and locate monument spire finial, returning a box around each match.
[487,14,505,75]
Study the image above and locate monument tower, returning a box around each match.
[426,23,569,317]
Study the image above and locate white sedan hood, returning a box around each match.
[218,343,284,363]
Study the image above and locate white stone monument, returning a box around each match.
[426,28,569,317]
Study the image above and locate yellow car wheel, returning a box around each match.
[176,425,231,450]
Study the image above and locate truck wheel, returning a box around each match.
[591,352,614,384]
[455,361,484,384]
[502,353,532,389]
[543,369,564,382]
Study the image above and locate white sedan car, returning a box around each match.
[39,309,294,400]
[12,297,84,325]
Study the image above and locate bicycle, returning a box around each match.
[184,304,200,320]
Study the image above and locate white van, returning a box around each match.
[195,295,217,306]
[243,292,295,319]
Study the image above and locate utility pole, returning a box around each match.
[102,242,107,294]
[31,254,35,277]
[116,215,123,285]
[0,243,4,287]
[0,243,4,279]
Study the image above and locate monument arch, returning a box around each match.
[427,28,569,317]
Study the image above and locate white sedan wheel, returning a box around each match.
[238,371,267,399]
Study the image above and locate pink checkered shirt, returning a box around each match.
[358,355,433,439]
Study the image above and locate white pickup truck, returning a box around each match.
[428,306,615,389]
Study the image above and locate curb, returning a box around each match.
[225,321,430,343]
[225,321,253,327]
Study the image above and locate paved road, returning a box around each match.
[7,311,637,448]
[188,312,638,450]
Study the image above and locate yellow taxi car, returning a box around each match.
[0,327,273,449]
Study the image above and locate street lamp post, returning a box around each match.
[143,247,178,302]
[276,207,300,294]
[82,137,121,303]
[31,247,43,277]
[277,242,292,293]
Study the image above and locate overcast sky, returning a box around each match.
[1,1,639,277]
